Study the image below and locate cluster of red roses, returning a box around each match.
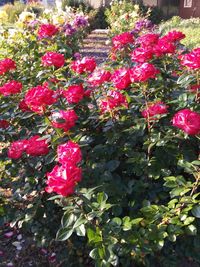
[46,141,82,197]
[1,25,200,198]
[8,135,49,159]
[73,30,199,135]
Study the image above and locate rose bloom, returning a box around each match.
[51,109,78,132]
[19,99,31,112]
[131,47,153,63]
[8,140,28,159]
[57,141,82,165]
[112,32,134,49]
[42,52,65,68]
[172,109,200,135]
[88,69,111,87]
[26,135,49,156]
[179,48,200,70]
[62,84,84,104]
[38,24,58,39]
[130,63,159,82]
[163,30,185,43]
[0,119,9,129]
[142,101,168,119]
[0,58,16,75]
[0,80,22,96]
[25,85,57,114]
[137,33,159,47]
[99,90,128,113]
[70,57,96,74]
[45,164,82,196]
[111,68,131,90]
[153,37,176,56]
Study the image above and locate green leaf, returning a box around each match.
[131,218,143,225]
[89,248,99,260]
[97,192,108,204]
[61,213,76,228]
[76,224,86,236]
[183,217,195,225]
[73,215,87,229]
[185,224,197,236]
[56,227,73,241]
[87,227,102,243]
[191,206,200,218]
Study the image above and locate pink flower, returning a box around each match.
[62,84,84,104]
[130,63,159,83]
[111,68,131,90]
[57,141,82,165]
[137,33,159,47]
[51,109,78,132]
[26,135,49,156]
[142,101,168,119]
[131,47,153,63]
[0,80,22,96]
[45,164,82,196]
[42,52,65,68]
[70,57,96,74]
[0,120,9,129]
[88,69,111,87]
[0,58,16,75]
[99,90,128,113]
[112,32,134,49]
[38,24,58,39]
[179,48,200,70]
[163,31,185,43]
[172,109,200,135]
[8,140,28,159]
[25,85,57,114]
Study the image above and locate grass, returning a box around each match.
[160,16,200,49]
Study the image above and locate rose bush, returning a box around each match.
[0,8,200,267]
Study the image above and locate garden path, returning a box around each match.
[80,29,111,65]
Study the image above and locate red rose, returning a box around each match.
[8,140,28,159]
[38,24,58,39]
[42,52,65,68]
[112,32,134,49]
[111,68,131,90]
[57,141,82,165]
[26,135,49,156]
[179,48,200,70]
[19,99,31,112]
[62,84,84,104]
[0,58,16,75]
[130,63,159,83]
[45,164,82,196]
[70,57,96,74]
[142,101,168,119]
[51,109,78,132]
[25,85,57,114]
[131,47,153,63]
[0,80,22,96]
[99,90,128,114]
[189,84,200,98]
[163,31,185,43]
[0,120,9,129]
[172,109,200,135]
[88,69,111,87]
[137,33,159,47]
[153,37,176,56]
